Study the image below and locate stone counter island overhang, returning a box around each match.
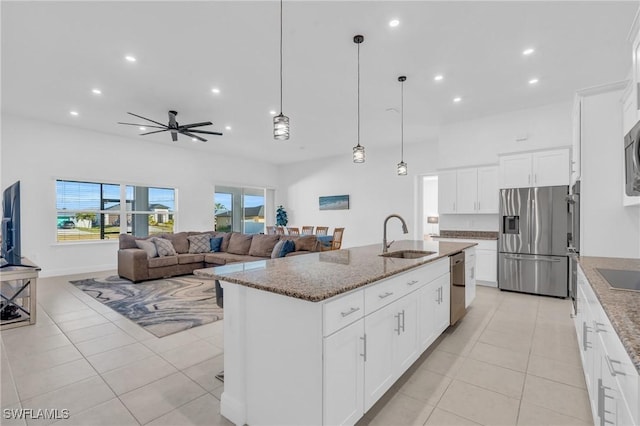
[194,240,476,426]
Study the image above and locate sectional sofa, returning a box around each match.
[118,231,320,283]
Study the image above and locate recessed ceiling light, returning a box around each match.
[125,55,136,62]
[529,78,539,85]
[453,97,462,103]
[192,138,198,142]
[434,74,444,81]
[389,19,400,27]
[225,125,231,130]
[139,126,146,131]
[211,88,220,94]
[523,48,535,56]
[92,88,102,95]
[269,110,277,115]
[70,110,79,116]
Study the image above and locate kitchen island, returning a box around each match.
[195,240,475,426]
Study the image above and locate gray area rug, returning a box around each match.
[70,275,222,338]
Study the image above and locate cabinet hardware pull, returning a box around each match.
[478,201,480,210]
[582,322,592,352]
[394,313,401,335]
[378,291,394,299]
[340,307,360,317]
[438,287,442,303]
[360,335,367,362]
[594,321,607,333]
[402,310,406,332]
[407,280,418,286]
[605,356,626,376]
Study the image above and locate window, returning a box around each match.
[56,180,176,242]
[215,186,265,234]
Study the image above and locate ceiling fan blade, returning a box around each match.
[140,129,169,136]
[181,131,207,142]
[188,130,223,136]
[171,131,178,142]
[178,122,213,130]
[127,112,167,127]
[118,122,167,129]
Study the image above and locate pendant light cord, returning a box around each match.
[357,41,360,147]
[279,0,283,114]
[401,79,404,161]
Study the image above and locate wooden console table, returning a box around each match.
[0,259,40,330]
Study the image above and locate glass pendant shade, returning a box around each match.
[397,161,407,175]
[353,144,365,163]
[273,113,289,140]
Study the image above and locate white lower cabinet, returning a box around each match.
[574,265,639,426]
[464,247,476,308]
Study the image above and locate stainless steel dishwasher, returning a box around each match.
[450,252,466,325]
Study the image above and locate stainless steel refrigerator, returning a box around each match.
[498,186,569,297]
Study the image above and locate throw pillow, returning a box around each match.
[210,237,223,252]
[135,239,158,259]
[152,237,177,257]
[248,234,280,257]
[188,233,212,254]
[271,240,285,259]
[293,235,318,252]
[279,240,295,257]
[162,232,190,254]
[227,233,254,255]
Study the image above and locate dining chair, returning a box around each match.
[266,226,276,235]
[315,226,329,236]
[287,227,300,236]
[275,227,285,235]
[331,228,345,250]
[301,226,314,236]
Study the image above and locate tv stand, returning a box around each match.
[0,258,40,329]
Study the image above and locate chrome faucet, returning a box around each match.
[383,214,409,253]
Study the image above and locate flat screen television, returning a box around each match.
[1,181,22,268]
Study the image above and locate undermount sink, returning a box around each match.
[380,250,435,259]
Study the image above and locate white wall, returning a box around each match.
[1,114,279,276]
[436,100,573,232]
[580,90,640,258]
[278,140,439,248]
[422,176,439,235]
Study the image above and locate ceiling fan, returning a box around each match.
[118,110,222,142]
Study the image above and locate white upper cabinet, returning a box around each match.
[438,170,457,214]
[499,148,570,188]
[439,166,499,214]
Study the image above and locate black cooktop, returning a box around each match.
[597,268,640,291]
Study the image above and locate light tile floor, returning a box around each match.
[0,272,592,426]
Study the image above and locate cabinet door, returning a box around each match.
[438,170,457,214]
[476,249,497,283]
[364,302,397,411]
[417,282,436,351]
[432,274,451,334]
[464,248,476,308]
[532,149,570,187]
[477,166,499,213]
[456,168,478,213]
[323,319,365,426]
[499,153,532,188]
[394,293,419,374]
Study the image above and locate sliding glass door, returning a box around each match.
[215,186,265,234]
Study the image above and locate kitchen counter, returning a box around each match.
[194,240,475,302]
[432,230,498,240]
[578,256,640,373]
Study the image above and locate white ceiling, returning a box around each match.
[2,1,638,165]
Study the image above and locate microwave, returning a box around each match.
[624,120,640,196]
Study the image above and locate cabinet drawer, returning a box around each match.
[323,290,364,337]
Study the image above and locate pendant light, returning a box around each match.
[397,75,407,175]
[273,0,289,140]
[352,35,365,163]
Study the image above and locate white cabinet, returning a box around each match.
[438,170,457,214]
[439,166,499,214]
[324,318,365,426]
[574,265,639,426]
[464,247,476,308]
[499,148,570,188]
[432,238,497,286]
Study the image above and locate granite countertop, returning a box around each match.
[194,240,475,302]
[578,256,640,373]
[431,230,498,240]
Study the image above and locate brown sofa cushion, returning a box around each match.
[205,252,267,265]
[227,233,253,255]
[212,232,232,252]
[248,234,281,257]
[163,232,190,253]
[148,256,178,268]
[177,253,205,264]
[293,235,319,252]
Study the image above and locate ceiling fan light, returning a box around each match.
[397,161,408,176]
[274,113,289,140]
[353,145,365,163]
